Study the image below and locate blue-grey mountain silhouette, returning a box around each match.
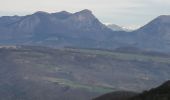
[1,10,170,52]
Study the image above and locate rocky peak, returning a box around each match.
[58,11,72,15]
[77,9,92,14]
[74,9,93,17]
[33,11,50,16]
[52,11,72,19]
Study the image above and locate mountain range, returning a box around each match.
[1,10,170,52]
[0,9,113,47]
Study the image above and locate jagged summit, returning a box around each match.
[77,9,92,14]
[51,11,72,15]
[30,9,94,20]
[33,11,50,15]
[32,9,92,17]
[51,11,72,19]
[73,9,93,17]
[58,11,72,14]
[70,9,96,23]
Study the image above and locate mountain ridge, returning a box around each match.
[1,10,170,52]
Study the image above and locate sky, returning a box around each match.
[0,0,170,29]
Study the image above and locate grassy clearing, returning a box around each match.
[43,77,115,93]
[65,48,170,64]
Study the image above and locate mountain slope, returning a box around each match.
[137,15,170,37]
[131,15,170,52]
[93,91,137,100]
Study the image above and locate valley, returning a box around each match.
[0,46,170,100]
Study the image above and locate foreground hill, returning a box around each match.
[93,91,137,100]
[130,80,170,100]
[0,46,170,100]
[93,80,170,100]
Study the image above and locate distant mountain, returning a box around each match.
[93,80,170,100]
[137,15,170,37]
[0,9,113,47]
[110,15,170,53]
[1,10,170,52]
[132,15,170,52]
[107,24,132,32]
[107,24,125,31]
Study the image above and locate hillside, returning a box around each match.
[0,46,170,100]
[93,91,137,100]
[130,80,170,100]
[93,81,170,100]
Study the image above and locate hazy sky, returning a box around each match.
[0,0,170,28]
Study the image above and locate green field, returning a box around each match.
[64,48,170,64]
[43,77,115,93]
